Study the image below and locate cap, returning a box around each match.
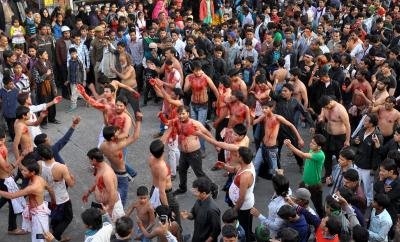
[149,42,158,49]
[255,224,270,241]
[294,188,311,200]
[228,31,237,39]
[61,26,71,32]
[319,64,331,76]
[94,26,105,32]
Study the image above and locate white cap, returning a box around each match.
[61,26,71,32]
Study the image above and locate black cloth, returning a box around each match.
[0,178,17,231]
[238,209,255,241]
[178,149,211,191]
[309,80,342,114]
[352,128,383,170]
[324,133,346,177]
[0,0,20,31]
[118,88,140,113]
[300,182,324,218]
[378,138,400,161]
[50,199,73,241]
[190,196,221,242]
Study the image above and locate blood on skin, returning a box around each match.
[96,176,106,192]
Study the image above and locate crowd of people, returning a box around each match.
[1,0,400,241]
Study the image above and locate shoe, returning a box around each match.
[211,183,219,199]
[40,124,48,129]
[153,132,163,138]
[173,188,187,196]
[49,119,61,124]
[66,106,77,113]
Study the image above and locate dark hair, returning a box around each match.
[277,204,297,220]
[87,148,104,162]
[102,83,116,93]
[37,144,54,160]
[272,174,289,197]
[238,147,253,164]
[220,75,231,88]
[282,83,294,92]
[192,60,202,70]
[320,95,333,107]
[0,127,5,139]
[231,90,245,102]
[3,74,12,86]
[366,113,378,126]
[103,126,117,141]
[16,106,30,119]
[3,50,14,61]
[352,225,369,242]
[150,139,164,158]
[277,227,299,242]
[81,208,103,230]
[116,95,128,106]
[233,124,247,136]
[115,216,133,237]
[172,88,184,99]
[325,195,341,212]
[313,134,326,147]
[14,44,24,50]
[381,158,398,175]
[338,187,355,205]
[222,208,238,223]
[255,74,267,84]
[37,48,47,57]
[374,193,390,209]
[339,147,355,161]
[325,215,342,236]
[69,47,77,54]
[137,186,149,196]
[177,105,190,114]
[192,177,211,194]
[155,205,173,219]
[222,224,238,238]
[21,157,40,175]
[343,169,359,182]
[17,92,30,105]
[34,133,48,146]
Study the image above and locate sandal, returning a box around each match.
[8,228,28,235]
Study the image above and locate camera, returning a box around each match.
[332,194,339,202]
[160,215,168,224]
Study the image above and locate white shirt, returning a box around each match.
[173,38,186,60]
[84,222,113,242]
[28,104,46,140]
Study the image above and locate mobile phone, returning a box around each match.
[91,202,103,209]
[36,234,45,239]
[332,194,339,202]
[160,214,168,224]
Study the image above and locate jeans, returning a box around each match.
[50,200,73,241]
[123,147,137,177]
[0,178,17,231]
[190,103,208,151]
[355,166,374,206]
[70,83,78,107]
[254,144,279,176]
[116,173,129,207]
[178,149,211,190]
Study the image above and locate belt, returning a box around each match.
[114,171,128,176]
[191,102,208,106]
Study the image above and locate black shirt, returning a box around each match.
[191,196,221,242]
[309,79,342,114]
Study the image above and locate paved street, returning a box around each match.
[0,99,306,241]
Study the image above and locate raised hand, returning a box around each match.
[76,84,86,94]
[53,96,62,104]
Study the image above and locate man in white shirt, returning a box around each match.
[171,30,186,60]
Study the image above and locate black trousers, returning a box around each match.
[323,133,346,177]
[215,118,229,162]
[178,149,211,190]
[0,178,17,231]
[166,189,181,226]
[50,199,73,241]
[134,64,144,93]
[238,209,255,241]
[37,92,56,123]
[4,117,15,140]
[300,182,324,218]
[118,88,140,113]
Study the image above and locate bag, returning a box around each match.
[39,79,52,96]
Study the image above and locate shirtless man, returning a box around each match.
[82,148,125,222]
[13,106,47,160]
[77,85,137,178]
[371,96,400,143]
[162,106,218,197]
[271,58,288,92]
[368,79,389,107]
[288,68,308,108]
[228,68,247,100]
[253,100,304,177]
[0,156,56,242]
[111,53,141,113]
[88,76,140,101]
[100,112,142,206]
[148,139,181,225]
[0,128,27,235]
[157,47,184,84]
[318,95,351,183]
[184,60,219,155]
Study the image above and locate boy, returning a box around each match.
[277,205,309,242]
[111,216,134,242]
[143,58,159,106]
[12,62,30,93]
[241,56,255,87]
[328,147,355,193]
[368,193,393,242]
[66,48,85,112]
[284,134,326,217]
[240,40,258,70]
[222,208,246,242]
[222,224,239,242]
[0,76,19,139]
[126,186,155,242]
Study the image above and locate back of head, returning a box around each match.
[150,139,164,158]
[352,225,369,242]
[37,144,54,160]
[87,148,104,162]
[222,208,238,223]
[238,146,253,164]
[81,208,103,230]
[343,169,359,182]
[34,133,48,146]
[277,227,299,242]
[277,204,297,220]
[272,174,289,197]
[374,193,390,209]
[16,105,30,119]
[326,215,342,236]
[115,216,133,238]
[102,126,117,141]
[233,124,247,136]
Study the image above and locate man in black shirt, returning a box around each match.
[181,177,221,242]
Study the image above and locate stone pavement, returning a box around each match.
[0,99,308,241]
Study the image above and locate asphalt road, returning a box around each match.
[0,99,307,241]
